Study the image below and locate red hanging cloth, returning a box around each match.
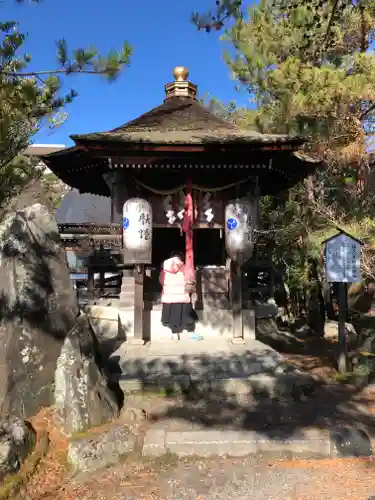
[182,177,195,292]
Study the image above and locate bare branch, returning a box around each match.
[360,102,375,121]
[322,0,341,49]
[0,68,109,77]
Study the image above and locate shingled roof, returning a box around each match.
[56,190,112,225]
[42,67,321,197]
[70,66,305,147]
[71,95,301,146]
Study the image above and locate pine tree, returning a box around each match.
[0,4,132,207]
[196,0,375,301]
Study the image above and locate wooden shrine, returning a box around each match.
[44,66,320,341]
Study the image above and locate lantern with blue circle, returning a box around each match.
[122,198,153,263]
[225,198,258,262]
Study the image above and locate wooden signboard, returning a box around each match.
[324,232,361,283]
[322,230,363,373]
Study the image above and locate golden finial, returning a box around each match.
[165,66,197,100]
[173,66,189,82]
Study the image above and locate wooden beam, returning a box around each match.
[98,245,106,297]
[230,260,243,340]
[58,223,122,234]
[75,139,301,155]
[267,242,275,299]
[87,265,95,302]
[133,264,145,343]
[337,282,348,373]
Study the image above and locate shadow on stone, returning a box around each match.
[54,314,122,436]
[115,348,375,441]
[0,204,78,422]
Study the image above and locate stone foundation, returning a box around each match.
[84,305,257,342]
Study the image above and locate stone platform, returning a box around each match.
[107,337,315,399]
[85,312,375,462]
[84,302,316,401]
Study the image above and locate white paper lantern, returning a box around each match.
[123,198,152,252]
[225,198,258,261]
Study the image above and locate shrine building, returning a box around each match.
[44,66,320,342]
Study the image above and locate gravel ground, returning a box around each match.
[21,388,375,500]
[158,457,375,500]
[47,456,375,500]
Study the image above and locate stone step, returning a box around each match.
[118,292,134,299]
[121,276,135,284]
[118,302,135,309]
[121,278,135,286]
[110,344,317,400]
[142,428,334,459]
[115,372,316,399]
[118,290,134,298]
[119,290,134,298]
[119,275,135,309]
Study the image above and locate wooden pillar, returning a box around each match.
[133,264,145,344]
[87,264,95,302]
[337,282,348,373]
[110,172,127,223]
[98,244,105,297]
[231,260,244,342]
[268,241,275,299]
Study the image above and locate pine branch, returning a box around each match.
[0,68,112,76]
[360,102,375,120]
[0,40,133,81]
[191,0,243,32]
[321,0,341,49]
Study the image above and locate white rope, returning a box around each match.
[134,177,251,196]
[135,181,186,195]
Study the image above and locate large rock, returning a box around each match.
[54,314,120,436]
[0,203,78,421]
[68,424,136,473]
[324,320,358,347]
[0,419,36,481]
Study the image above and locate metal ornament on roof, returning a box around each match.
[225,198,258,262]
[122,198,152,263]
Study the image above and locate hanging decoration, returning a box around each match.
[162,191,186,225]
[123,198,153,252]
[182,177,195,293]
[163,195,176,224]
[224,198,258,262]
[176,190,185,221]
[202,192,214,223]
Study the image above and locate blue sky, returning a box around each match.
[3,0,251,146]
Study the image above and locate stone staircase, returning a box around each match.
[106,337,319,402]
[118,271,135,309]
